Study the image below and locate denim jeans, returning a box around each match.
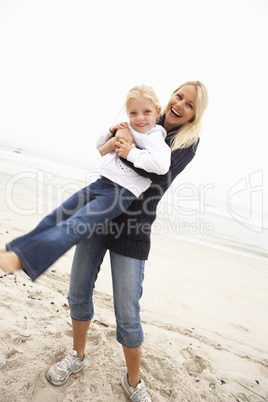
[7,179,133,280]
[68,232,145,348]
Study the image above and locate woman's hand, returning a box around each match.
[110,122,129,135]
[115,138,135,159]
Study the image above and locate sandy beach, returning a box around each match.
[0,152,268,401]
[1,0,268,398]
[0,199,268,401]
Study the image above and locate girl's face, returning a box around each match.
[127,97,161,134]
[164,85,197,132]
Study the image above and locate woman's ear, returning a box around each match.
[189,115,195,123]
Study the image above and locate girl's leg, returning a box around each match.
[109,252,145,388]
[0,249,23,274]
[5,179,133,280]
[1,183,94,275]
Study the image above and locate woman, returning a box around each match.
[43,82,209,401]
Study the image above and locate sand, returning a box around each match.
[0,175,268,401]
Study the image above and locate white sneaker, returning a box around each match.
[121,373,152,401]
[46,349,85,385]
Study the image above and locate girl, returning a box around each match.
[0,85,171,279]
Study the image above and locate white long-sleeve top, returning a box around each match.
[96,123,171,197]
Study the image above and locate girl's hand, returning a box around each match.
[115,138,135,159]
[110,122,128,134]
[115,125,133,145]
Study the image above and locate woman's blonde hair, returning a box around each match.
[163,81,209,151]
[124,84,161,112]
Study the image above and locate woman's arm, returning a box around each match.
[98,137,116,156]
[115,126,134,145]
[115,126,171,175]
[97,123,133,157]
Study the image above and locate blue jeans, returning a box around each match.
[68,231,145,348]
[7,179,133,280]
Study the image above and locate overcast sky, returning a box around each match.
[0,0,267,221]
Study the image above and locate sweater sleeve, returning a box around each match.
[96,129,113,149]
[126,130,171,175]
[120,140,199,185]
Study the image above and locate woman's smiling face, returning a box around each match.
[164,85,197,131]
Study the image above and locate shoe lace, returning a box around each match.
[130,384,150,402]
[58,354,76,371]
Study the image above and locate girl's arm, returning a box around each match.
[115,126,171,175]
[120,140,199,185]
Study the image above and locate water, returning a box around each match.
[1,146,267,260]
[155,199,268,259]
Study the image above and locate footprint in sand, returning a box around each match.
[181,347,212,377]
[229,322,249,332]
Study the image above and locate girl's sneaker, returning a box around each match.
[121,373,152,401]
[46,349,85,385]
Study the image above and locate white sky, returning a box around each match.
[0,0,267,219]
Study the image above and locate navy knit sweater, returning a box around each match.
[106,114,199,260]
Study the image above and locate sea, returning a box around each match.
[1,146,267,260]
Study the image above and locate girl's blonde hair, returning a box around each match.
[125,85,161,112]
[163,81,209,151]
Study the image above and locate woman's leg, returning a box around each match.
[46,232,107,385]
[109,252,145,388]
[67,231,108,357]
[122,345,142,388]
[72,319,91,361]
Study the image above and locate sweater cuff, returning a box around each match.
[127,147,142,164]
